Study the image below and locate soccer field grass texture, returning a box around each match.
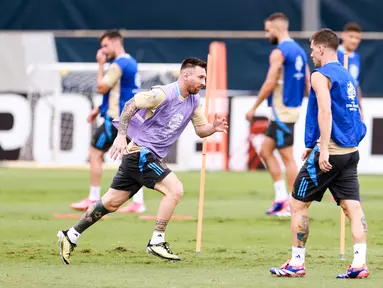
[0,168,382,288]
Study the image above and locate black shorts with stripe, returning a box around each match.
[91,116,118,152]
[265,121,295,148]
[292,146,360,205]
[110,148,171,196]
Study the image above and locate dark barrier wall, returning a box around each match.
[3,0,383,32]
[0,0,302,31]
[2,0,383,95]
[56,38,383,95]
[321,0,383,32]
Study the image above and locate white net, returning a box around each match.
[22,63,180,164]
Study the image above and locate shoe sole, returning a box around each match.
[272,212,291,217]
[265,208,285,215]
[271,272,306,277]
[57,231,70,265]
[337,271,370,279]
[146,247,181,262]
[273,274,306,278]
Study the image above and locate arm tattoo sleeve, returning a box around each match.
[118,98,137,136]
[154,219,169,232]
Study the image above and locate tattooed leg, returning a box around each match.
[296,216,309,248]
[73,200,111,233]
[340,200,367,244]
[288,198,310,266]
[340,200,368,267]
[148,173,184,246]
[155,219,169,232]
[290,198,310,248]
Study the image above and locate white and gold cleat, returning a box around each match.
[57,230,76,265]
[146,241,181,261]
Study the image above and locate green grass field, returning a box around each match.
[0,168,382,288]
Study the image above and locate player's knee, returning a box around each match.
[283,154,295,166]
[340,200,361,217]
[290,197,307,212]
[172,181,184,202]
[88,152,98,163]
[280,149,294,164]
[101,198,119,212]
[89,148,103,163]
[101,191,124,212]
[260,146,272,159]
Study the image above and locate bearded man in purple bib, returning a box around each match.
[57,58,228,264]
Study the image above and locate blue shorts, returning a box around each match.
[91,117,118,152]
[265,121,295,148]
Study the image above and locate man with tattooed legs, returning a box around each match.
[57,57,228,264]
[270,29,369,279]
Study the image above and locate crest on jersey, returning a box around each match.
[294,55,304,80]
[347,81,356,101]
[158,113,184,138]
[295,55,304,72]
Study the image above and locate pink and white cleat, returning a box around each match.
[270,259,306,277]
[265,200,285,215]
[70,199,96,211]
[336,264,370,279]
[270,199,291,217]
[272,207,291,217]
[119,202,146,213]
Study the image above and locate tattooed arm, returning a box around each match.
[117,98,137,136]
[109,98,137,160]
[110,90,166,160]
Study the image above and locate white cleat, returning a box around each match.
[146,241,181,261]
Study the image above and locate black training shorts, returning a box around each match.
[292,146,360,205]
[110,148,171,196]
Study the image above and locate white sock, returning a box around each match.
[132,188,144,204]
[351,243,367,268]
[274,180,288,202]
[289,246,306,266]
[88,186,101,201]
[67,227,80,244]
[150,231,165,245]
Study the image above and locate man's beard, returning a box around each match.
[188,87,201,95]
[269,37,278,45]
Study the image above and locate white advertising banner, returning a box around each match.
[0,93,382,174]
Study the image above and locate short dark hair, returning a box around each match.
[344,22,362,33]
[180,57,207,71]
[265,12,289,23]
[310,28,339,51]
[99,30,123,43]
